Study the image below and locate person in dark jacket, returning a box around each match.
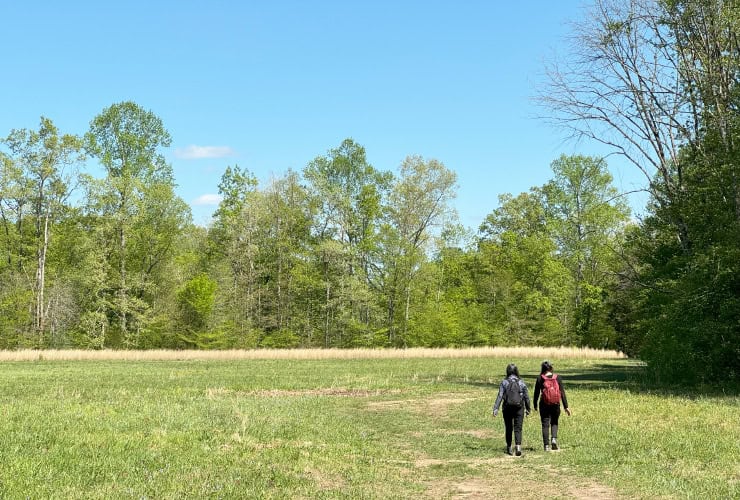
[533,360,571,451]
[492,363,531,456]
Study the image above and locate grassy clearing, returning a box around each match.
[0,346,625,362]
[0,356,736,498]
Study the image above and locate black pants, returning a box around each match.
[539,403,561,445]
[502,405,524,446]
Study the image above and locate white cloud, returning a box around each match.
[175,145,235,159]
[192,194,223,206]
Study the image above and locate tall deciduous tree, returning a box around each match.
[85,102,184,346]
[383,156,457,345]
[3,117,83,342]
[479,191,571,345]
[210,165,260,339]
[304,139,391,346]
[258,171,315,339]
[542,155,630,346]
[543,0,740,252]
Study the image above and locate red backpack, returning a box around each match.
[541,374,561,405]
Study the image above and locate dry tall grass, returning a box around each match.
[0,346,625,362]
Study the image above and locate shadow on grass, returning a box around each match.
[453,363,641,391]
[454,363,739,399]
[557,363,644,389]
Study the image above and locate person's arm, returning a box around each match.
[533,376,541,410]
[557,376,571,415]
[492,381,505,416]
[521,381,531,414]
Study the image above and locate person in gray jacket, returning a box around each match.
[492,363,531,456]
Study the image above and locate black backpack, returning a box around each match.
[504,378,522,407]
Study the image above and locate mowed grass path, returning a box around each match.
[0,355,737,498]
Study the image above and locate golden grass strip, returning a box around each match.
[0,346,625,362]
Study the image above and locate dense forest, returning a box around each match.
[1,0,738,383]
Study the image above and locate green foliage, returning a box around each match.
[478,191,571,345]
[381,156,458,346]
[620,208,740,382]
[178,321,261,350]
[542,155,629,346]
[72,311,108,349]
[83,102,188,346]
[407,301,463,347]
[304,139,392,346]
[85,101,172,181]
[177,273,217,329]
[2,117,84,342]
[6,113,632,354]
[0,274,33,348]
[473,156,628,350]
[259,328,301,348]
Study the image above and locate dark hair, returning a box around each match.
[506,363,519,378]
[541,360,553,374]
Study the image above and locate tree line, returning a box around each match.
[0,104,628,352]
[1,0,738,383]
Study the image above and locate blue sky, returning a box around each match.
[1,1,647,228]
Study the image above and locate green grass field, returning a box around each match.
[0,355,737,498]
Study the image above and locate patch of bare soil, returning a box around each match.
[443,429,493,439]
[414,457,509,468]
[427,396,478,413]
[416,456,623,499]
[568,483,621,499]
[366,392,479,417]
[302,467,347,492]
[365,399,416,410]
[424,477,495,499]
[408,430,493,440]
[207,387,402,398]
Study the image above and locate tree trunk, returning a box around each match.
[403,280,411,347]
[324,280,330,348]
[35,211,50,340]
[119,225,127,337]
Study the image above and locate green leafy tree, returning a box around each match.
[381,156,457,346]
[2,117,83,344]
[304,139,391,346]
[542,155,630,347]
[177,273,217,342]
[209,165,261,341]
[407,245,489,347]
[85,101,186,347]
[479,191,571,345]
[257,171,315,338]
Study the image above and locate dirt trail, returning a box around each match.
[366,393,625,499]
[416,458,622,499]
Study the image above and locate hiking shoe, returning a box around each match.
[551,439,559,450]
[544,444,551,452]
[506,446,513,455]
[515,445,522,457]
